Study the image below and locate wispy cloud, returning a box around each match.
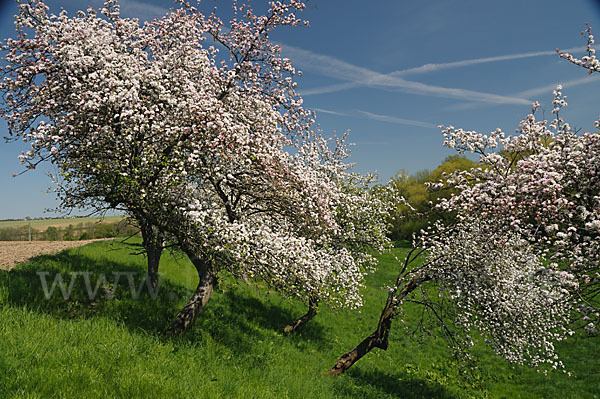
[47,0,168,21]
[290,43,600,104]
[449,75,600,111]
[314,107,437,129]
[300,83,358,96]
[282,45,381,83]
[357,111,438,128]
[390,51,558,76]
[357,141,391,145]
[514,75,600,98]
[381,78,531,105]
[118,0,169,21]
[388,46,591,76]
[284,44,531,105]
[313,107,347,116]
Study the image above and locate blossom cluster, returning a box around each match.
[557,23,600,74]
[410,28,600,366]
[440,88,598,281]
[436,82,600,339]
[421,217,575,370]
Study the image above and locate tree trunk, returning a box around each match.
[328,273,430,375]
[139,220,165,290]
[284,297,318,333]
[164,251,216,336]
[146,244,162,290]
[241,272,250,285]
[327,295,395,375]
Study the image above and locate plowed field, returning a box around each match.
[0,240,107,270]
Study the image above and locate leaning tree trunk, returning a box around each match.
[284,297,318,333]
[328,273,430,375]
[139,220,165,290]
[165,251,216,336]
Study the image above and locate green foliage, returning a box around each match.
[0,241,598,398]
[0,226,30,241]
[392,218,430,243]
[92,223,116,239]
[428,155,479,183]
[388,156,477,241]
[45,226,59,241]
[78,231,91,240]
[62,224,75,241]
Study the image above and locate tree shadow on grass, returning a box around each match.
[185,288,331,354]
[335,368,458,399]
[0,250,188,333]
[0,245,328,353]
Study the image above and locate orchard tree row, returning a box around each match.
[1,0,598,377]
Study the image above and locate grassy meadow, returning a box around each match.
[0,240,598,398]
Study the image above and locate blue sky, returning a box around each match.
[1,0,600,219]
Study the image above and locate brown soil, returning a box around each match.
[0,240,108,271]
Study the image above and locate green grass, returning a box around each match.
[0,215,124,232]
[0,241,598,398]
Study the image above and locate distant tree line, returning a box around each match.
[0,221,138,241]
[387,155,477,243]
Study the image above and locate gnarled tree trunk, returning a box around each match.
[284,297,318,333]
[165,251,216,336]
[139,220,165,290]
[328,273,430,375]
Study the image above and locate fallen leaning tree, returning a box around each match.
[329,30,600,374]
